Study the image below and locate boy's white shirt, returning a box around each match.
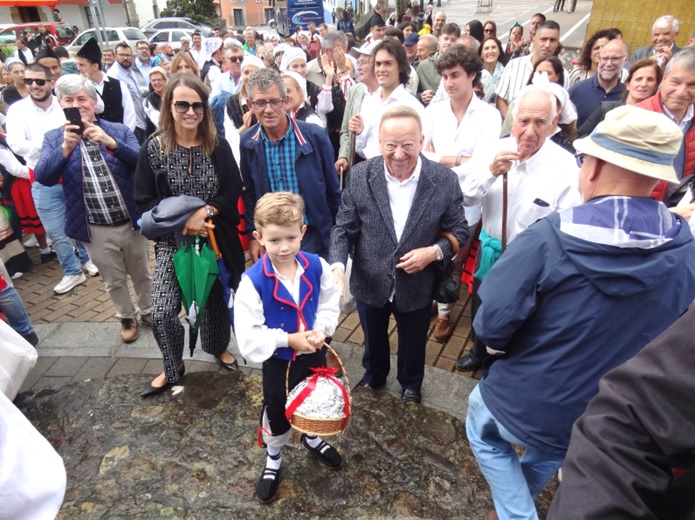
[234,256,341,363]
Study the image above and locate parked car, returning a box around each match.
[141,17,212,38]
[0,22,74,47]
[147,29,194,51]
[65,27,148,56]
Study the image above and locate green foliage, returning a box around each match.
[0,44,16,60]
[160,0,217,24]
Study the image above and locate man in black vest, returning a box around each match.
[75,38,137,131]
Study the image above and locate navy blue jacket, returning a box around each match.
[34,119,140,244]
[240,117,341,255]
[476,200,695,456]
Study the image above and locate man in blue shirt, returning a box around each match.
[569,38,626,128]
[240,68,341,261]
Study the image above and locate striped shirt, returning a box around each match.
[495,54,533,103]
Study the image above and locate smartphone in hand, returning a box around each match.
[63,107,85,135]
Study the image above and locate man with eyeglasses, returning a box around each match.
[240,68,341,262]
[34,74,152,344]
[211,44,245,99]
[134,41,152,79]
[107,42,148,143]
[330,104,468,405]
[569,39,627,128]
[6,63,97,294]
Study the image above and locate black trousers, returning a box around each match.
[356,299,430,390]
[262,349,326,437]
[469,275,489,361]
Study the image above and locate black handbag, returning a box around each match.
[433,231,461,304]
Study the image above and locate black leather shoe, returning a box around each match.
[256,466,281,503]
[355,376,385,390]
[140,365,185,398]
[301,434,343,469]
[456,353,482,371]
[140,381,174,398]
[401,388,422,404]
[216,352,239,371]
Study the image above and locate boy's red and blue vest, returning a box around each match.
[246,251,322,361]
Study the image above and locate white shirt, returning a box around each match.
[108,64,147,129]
[423,95,502,226]
[234,257,340,363]
[663,103,694,132]
[211,72,242,99]
[92,73,137,130]
[462,136,581,243]
[355,84,426,159]
[5,96,65,170]
[386,157,422,242]
[189,46,207,68]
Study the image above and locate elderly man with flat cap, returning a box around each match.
[465,105,695,520]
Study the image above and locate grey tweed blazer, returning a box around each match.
[630,44,681,64]
[330,155,469,313]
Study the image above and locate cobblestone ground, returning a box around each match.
[15,372,557,518]
[14,244,484,380]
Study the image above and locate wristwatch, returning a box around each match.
[204,205,215,219]
[432,244,444,261]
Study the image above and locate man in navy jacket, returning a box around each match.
[466,106,695,519]
[34,74,152,344]
[240,68,341,262]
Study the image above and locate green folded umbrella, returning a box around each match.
[173,237,219,356]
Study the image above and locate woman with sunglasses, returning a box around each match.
[483,21,497,39]
[135,73,245,397]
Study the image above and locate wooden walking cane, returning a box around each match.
[501,172,508,253]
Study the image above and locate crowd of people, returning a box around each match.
[1,7,695,517]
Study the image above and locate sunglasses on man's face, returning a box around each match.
[25,78,48,86]
[226,56,243,64]
[172,101,205,114]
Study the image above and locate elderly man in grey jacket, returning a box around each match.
[330,105,468,404]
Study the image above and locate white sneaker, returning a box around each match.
[82,260,99,277]
[23,234,38,248]
[54,273,87,294]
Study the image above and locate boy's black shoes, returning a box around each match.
[301,434,343,470]
[256,465,281,503]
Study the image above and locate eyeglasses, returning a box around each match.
[24,78,47,86]
[251,98,284,110]
[575,152,586,167]
[226,56,244,64]
[484,29,494,33]
[598,55,625,63]
[172,101,205,114]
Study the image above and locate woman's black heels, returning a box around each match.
[216,351,239,371]
[140,364,186,398]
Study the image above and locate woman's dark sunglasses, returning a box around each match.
[172,101,205,114]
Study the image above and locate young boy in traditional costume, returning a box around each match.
[234,192,342,503]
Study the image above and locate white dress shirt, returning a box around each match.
[423,95,502,226]
[234,257,341,363]
[355,84,426,159]
[462,136,581,243]
[5,96,65,170]
[107,64,147,129]
[189,46,207,69]
[386,157,422,242]
[211,72,242,99]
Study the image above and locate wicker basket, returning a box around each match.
[285,344,352,436]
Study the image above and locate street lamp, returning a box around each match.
[417,0,424,30]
